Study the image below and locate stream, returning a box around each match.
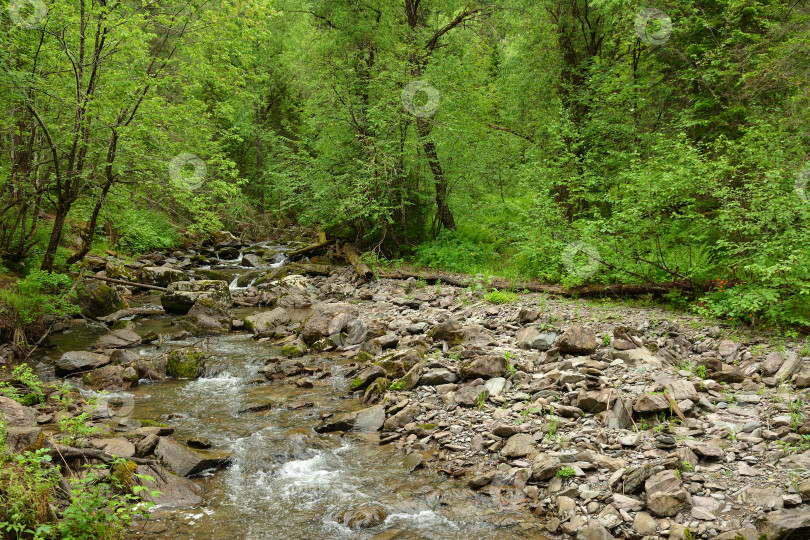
[38,245,552,540]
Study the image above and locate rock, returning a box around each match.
[336,504,388,528]
[238,399,274,414]
[389,363,423,392]
[244,307,290,334]
[135,434,159,457]
[377,349,423,378]
[576,524,615,540]
[105,262,138,282]
[455,384,488,407]
[686,441,724,460]
[558,325,597,354]
[531,454,561,480]
[299,302,359,346]
[317,405,386,433]
[178,297,231,336]
[213,230,240,249]
[737,487,784,510]
[577,389,616,413]
[644,470,692,517]
[774,352,803,381]
[345,319,368,345]
[718,340,739,357]
[612,347,662,369]
[634,512,658,536]
[362,377,389,404]
[459,355,507,380]
[166,348,205,378]
[517,326,557,350]
[501,433,536,458]
[754,508,810,539]
[141,266,188,287]
[798,478,810,501]
[403,452,423,472]
[94,437,136,458]
[608,397,634,429]
[85,364,127,390]
[93,329,142,349]
[240,253,262,267]
[419,368,458,386]
[484,377,506,396]
[714,365,744,383]
[350,366,387,391]
[382,405,419,432]
[76,280,127,319]
[5,426,42,452]
[160,280,231,314]
[612,493,644,511]
[661,379,698,401]
[615,464,654,494]
[577,450,626,471]
[633,393,671,413]
[492,424,519,438]
[778,451,810,470]
[0,397,37,428]
[155,437,231,476]
[136,464,203,507]
[56,351,110,375]
[762,351,788,376]
[430,320,464,345]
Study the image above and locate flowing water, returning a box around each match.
[40,247,552,540]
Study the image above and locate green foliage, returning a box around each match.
[0,363,48,405]
[0,448,57,539]
[413,231,501,275]
[58,413,99,446]
[107,208,179,255]
[484,289,518,305]
[555,466,576,479]
[0,271,79,330]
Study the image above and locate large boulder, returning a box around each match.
[93,329,141,349]
[136,465,203,507]
[160,280,231,314]
[141,266,188,287]
[459,355,507,380]
[76,280,127,319]
[244,308,290,334]
[754,508,810,539]
[105,262,138,282]
[155,437,231,476]
[299,302,359,346]
[178,297,231,336]
[56,351,110,375]
[557,325,597,355]
[0,396,37,427]
[316,405,385,433]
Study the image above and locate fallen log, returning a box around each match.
[81,274,168,292]
[98,307,166,323]
[379,270,702,298]
[287,238,335,260]
[342,244,374,280]
[46,442,167,482]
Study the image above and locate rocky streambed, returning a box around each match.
[5,232,810,540]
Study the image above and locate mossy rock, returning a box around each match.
[280,343,306,358]
[137,419,170,428]
[356,350,374,364]
[111,459,139,491]
[166,348,205,378]
[77,280,127,318]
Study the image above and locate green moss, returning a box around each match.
[281,344,305,358]
[111,459,139,491]
[416,423,436,430]
[350,378,364,389]
[136,419,169,428]
[166,348,204,378]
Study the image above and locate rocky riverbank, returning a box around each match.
[3,232,809,539]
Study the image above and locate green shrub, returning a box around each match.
[0,271,79,331]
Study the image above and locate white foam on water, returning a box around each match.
[384,510,459,530]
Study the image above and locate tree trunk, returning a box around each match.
[40,203,69,271]
[416,117,456,231]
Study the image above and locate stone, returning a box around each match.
[382,405,419,432]
[353,405,386,432]
[686,441,724,460]
[350,366,387,391]
[430,320,465,345]
[155,437,231,476]
[558,325,597,355]
[754,508,810,539]
[612,493,644,511]
[455,384,488,407]
[299,302,359,346]
[718,340,739,357]
[778,451,810,470]
[577,389,615,413]
[662,379,698,401]
[93,329,142,349]
[612,347,662,369]
[94,437,136,458]
[85,364,127,390]
[576,524,615,540]
[517,326,557,350]
[161,280,231,314]
[484,377,506,396]
[502,433,536,458]
[633,393,671,413]
[531,454,561,481]
[737,487,784,510]
[634,512,658,535]
[135,434,159,457]
[459,355,507,380]
[141,266,188,287]
[243,307,290,334]
[389,363,423,392]
[644,470,692,517]
[166,348,205,378]
[577,449,626,471]
[0,397,37,428]
[762,351,788,376]
[178,297,232,336]
[77,280,127,318]
[419,368,458,386]
[5,426,42,452]
[492,424,519,438]
[714,366,744,383]
[608,398,634,429]
[345,319,368,345]
[336,504,388,528]
[56,351,110,375]
[137,464,203,507]
[774,351,803,381]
